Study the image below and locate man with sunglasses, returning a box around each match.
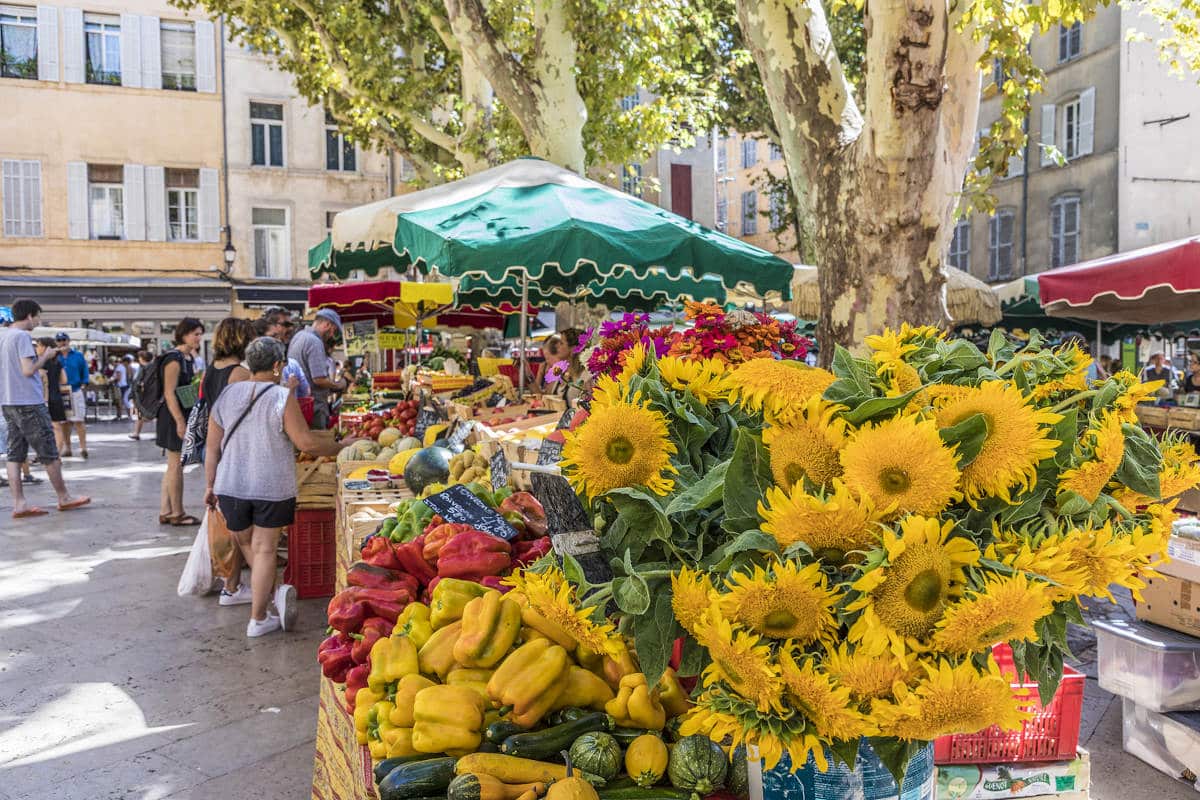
[259,307,311,401]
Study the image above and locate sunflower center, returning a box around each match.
[880,468,911,494]
[784,463,806,487]
[715,658,744,685]
[903,569,945,613]
[605,436,635,464]
[762,610,799,633]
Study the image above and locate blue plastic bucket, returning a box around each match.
[751,741,935,800]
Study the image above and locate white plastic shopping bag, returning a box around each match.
[177,507,215,596]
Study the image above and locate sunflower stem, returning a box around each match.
[1050,390,1098,413]
[993,353,1033,377]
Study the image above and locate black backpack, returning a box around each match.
[132,353,168,418]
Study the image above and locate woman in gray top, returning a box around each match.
[203,337,357,638]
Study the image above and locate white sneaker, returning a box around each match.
[274,583,298,632]
[218,584,253,606]
[247,613,282,638]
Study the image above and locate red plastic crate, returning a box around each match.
[933,644,1085,764]
[283,508,336,599]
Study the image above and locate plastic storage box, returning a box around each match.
[283,508,337,598]
[1095,617,1200,712]
[1121,699,1200,791]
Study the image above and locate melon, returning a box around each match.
[388,447,421,476]
[403,447,452,494]
[377,428,403,448]
[397,436,422,452]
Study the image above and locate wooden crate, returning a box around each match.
[296,460,338,509]
[1136,404,1169,428]
[1168,406,1200,431]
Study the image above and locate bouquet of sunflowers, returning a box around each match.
[556,325,1200,781]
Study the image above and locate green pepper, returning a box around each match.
[381,517,400,541]
[492,486,514,507]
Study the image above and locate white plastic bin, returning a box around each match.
[1121,699,1200,791]
[1095,618,1200,711]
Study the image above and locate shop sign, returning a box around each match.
[378,328,408,350]
[344,320,379,356]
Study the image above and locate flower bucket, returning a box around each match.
[750,742,935,800]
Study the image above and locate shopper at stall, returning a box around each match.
[288,309,347,429]
[56,333,89,458]
[1185,353,1200,393]
[128,351,154,440]
[259,308,310,398]
[0,300,90,517]
[111,354,131,421]
[204,336,358,636]
[158,317,204,526]
[1141,353,1176,390]
[537,329,590,403]
[36,337,69,454]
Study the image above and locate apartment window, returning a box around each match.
[716,138,727,174]
[992,59,1004,87]
[741,138,757,168]
[1060,96,1082,159]
[988,209,1015,280]
[324,111,356,172]
[1050,194,1081,268]
[621,163,642,198]
[715,196,728,232]
[768,142,783,161]
[1059,22,1082,63]
[1040,88,1094,165]
[161,21,196,91]
[620,93,638,111]
[166,168,198,241]
[88,164,124,239]
[84,14,120,85]
[948,219,970,271]
[768,187,785,230]
[250,102,284,167]
[0,5,36,79]
[252,207,288,278]
[741,191,757,236]
[2,159,41,236]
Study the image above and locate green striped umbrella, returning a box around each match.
[455,270,727,313]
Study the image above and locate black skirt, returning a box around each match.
[156,406,184,452]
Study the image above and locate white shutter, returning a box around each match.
[2,161,17,236]
[36,6,59,82]
[1040,104,1056,166]
[140,16,161,90]
[122,164,146,240]
[67,161,88,239]
[194,20,215,93]
[144,165,166,241]
[198,167,220,242]
[1008,146,1025,178]
[1078,86,1095,157]
[119,14,141,88]
[62,7,84,84]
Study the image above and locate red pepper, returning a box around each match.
[436,529,512,581]
[423,515,446,535]
[394,535,437,587]
[318,633,356,682]
[345,661,371,708]
[327,583,417,632]
[421,576,441,605]
[500,492,548,538]
[361,536,404,570]
[513,536,552,566]
[347,562,409,590]
[423,522,475,564]
[479,575,512,593]
[351,617,394,663]
[327,593,368,634]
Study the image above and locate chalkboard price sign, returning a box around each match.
[424,484,520,541]
[413,407,442,440]
[532,439,591,535]
[490,449,510,492]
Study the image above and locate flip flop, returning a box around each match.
[57,497,91,512]
[13,507,49,518]
[170,514,202,526]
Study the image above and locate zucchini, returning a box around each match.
[549,706,592,725]
[377,756,458,800]
[374,753,442,784]
[486,719,527,744]
[500,712,614,760]
[477,740,501,753]
[598,789,691,800]
[610,729,655,746]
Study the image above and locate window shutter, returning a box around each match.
[194,20,216,93]
[36,6,59,82]
[119,14,142,88]
[123,164,146,240]
[67,161,88,239]
[1078,86,1095,157]
[1008,146,1025,178]
[198,167,220,242]
[62,7,84,84]
[144,165,166,241]
[25,161,43,237]
[1039,104,1056,166]
[140,16,161,90]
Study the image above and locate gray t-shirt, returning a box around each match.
[0,327,45,406]
[288,328,330,403]
[211,381,296,501]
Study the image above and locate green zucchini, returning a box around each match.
[485,719,527,744]
[377,756,458,800]
[598,788,692,800]
[477,740,501,753]
[610,728,655,746]
[549,706,593,725]
[500,712,614,760]
[373,753,441,784]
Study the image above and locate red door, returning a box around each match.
[671,164,693,220]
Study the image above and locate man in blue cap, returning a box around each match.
[288,308,347,429]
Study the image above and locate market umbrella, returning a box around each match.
[455,269,728,313]
[790,265,1002,326]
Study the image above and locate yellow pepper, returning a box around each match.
[430,578,489,629]
[597,639,640,690]
[487,638,571,728]
[366,699,396,759]
[383,725,418,758]
[447,666,496,703]
[354,686,387,744]
[394,602,434,649]
[454,590,523,668]
[507,591,576,649]
[657,668,693,718]
[605,673,666,730]
[552,666,616,711]
[418,620,463,680]
[368,635,420,693]
[391,673,436,727]
[412,684,486,755]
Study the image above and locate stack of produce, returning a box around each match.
[342,400,424,441]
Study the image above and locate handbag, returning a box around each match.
[180,397,208,466]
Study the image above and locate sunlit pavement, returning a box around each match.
[0,421,325,799]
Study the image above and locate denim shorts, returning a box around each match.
[2,404,60,463]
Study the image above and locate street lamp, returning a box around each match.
[223,242,236,271]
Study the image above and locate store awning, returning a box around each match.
[0,276,231,321]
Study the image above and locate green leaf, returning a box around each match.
[1115,423,1162,499]
[678,636,708,678]
[987,329,1015,364]
[633,587,677,688]
[562,552,591,591]
[613,549,652,615]
[703,529,779,570]
[998,484,1050,525]
[840,388,920,426]
[1050,407,1079,464]
[828,738,861,770]
[824,346,874,406]
[934,339,989,371]
[866,737,925,787]
[666,461,730,515]
[940,412,990,467]
[723,428,772,523]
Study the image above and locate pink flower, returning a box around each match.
[545,360,571,384]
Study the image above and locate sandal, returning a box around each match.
[170,514,202,526]
[58,497,91,512]
[159,514,180,525]
[13,507,49,518]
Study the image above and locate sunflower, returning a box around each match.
[778,648,873,744]
[762,397,848,489]
[932,574,1054,656]
[985,528,1087,602]
[725,359,835,422]
[503,567,616,651]
[672,566,716,636]
[720,561,839,643]
[656,356,730,404]
[1058,410,1125,503]
[882,360,925,399]
[823,643,912,702]
[847,516,981,663]
[897,323,947,344]
[758,479,882,562]
[865,329,919,367]
[680,686,804,773]
[561,398,677,500]
[1158,438,1200,499]
[1109,370,1163,424]
[617,341,650,382]
[874,658,1027,741]
[1055,521,1163,602]
[589,374,627,408]
[839,415,961,517]
[933,381,1061,505]
[693,610,783,711]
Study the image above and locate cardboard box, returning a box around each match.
[1165,535,1200,584]
[1137,573,1200,638]
[935,749,1090,799]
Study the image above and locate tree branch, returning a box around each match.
[442,0,536,119]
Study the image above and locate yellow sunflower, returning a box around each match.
[725,359,835,422]
[1159,438,1200,499]
[839,415,962,517]
[1109,370,1163,424]
[680,687,800,773]
[561,398,677,500]
[503,567,616,651]
[589,374,627,408]
[824,643,912,702]
[778,648,874,746]
[693,611,783,711]
[656,356,729,404]
[932,574,1055,656]
[847,516,981,663]
[1055,521,1164,602]
[933,382,1061,505]
[1030,344,1092,401]
[865,329,919,367]
[762,397,848,489]
[882,360,925,399]
[671,566,716,636]
[1058,410,1125,503]
[897,323,946,343]
[874,658,1027,741]
[758,479,882,562]
[720,561,838,643]
[985,528,1087,602]
[617,341,650,382]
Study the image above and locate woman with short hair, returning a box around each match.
[158,317,204,525]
